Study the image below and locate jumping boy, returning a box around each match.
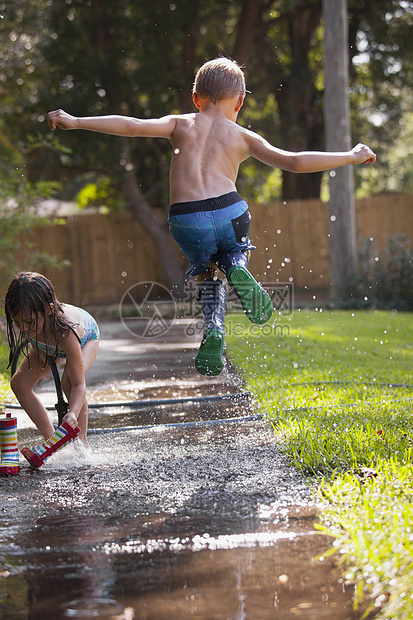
[47,57,376,376]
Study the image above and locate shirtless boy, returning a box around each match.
[47,57,376,376]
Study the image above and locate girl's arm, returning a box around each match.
[47,109,177,139]
[246,131,376,171]
[59,331,87,426]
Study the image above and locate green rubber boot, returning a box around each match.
[195,279,227,376]
[227,265,273,324]
[195,328,225,376]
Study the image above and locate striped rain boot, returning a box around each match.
[0,412,20,475]
[21,421,80,469]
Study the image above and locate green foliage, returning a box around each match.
[237,160,283,203]
[351,235,413,310]
[0,129,67,283]
[76,176,124,212]
[226,309,413,618]
[1,0,412,202]
[0,170,63,292]
[0,322,13,403]
[0,132,24,174]
[348,1,413,195]
[0,326,13,403]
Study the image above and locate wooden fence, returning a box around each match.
[250,193,413,290]
[12,193,413,305]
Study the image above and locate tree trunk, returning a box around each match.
[120,171,185,299]
[274,2,324,200]
[233,0,264,65]
[323,0,356,303]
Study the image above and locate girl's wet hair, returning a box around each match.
[193,57,246,104]
[5,271,77,367]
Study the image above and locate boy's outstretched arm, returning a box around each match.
[47,109,177,139]
[247,132,376,172]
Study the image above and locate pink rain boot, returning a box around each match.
[0,412,20,475]
[21,421,80,469]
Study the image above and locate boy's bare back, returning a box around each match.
[169,105,250,204]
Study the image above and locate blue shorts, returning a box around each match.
[168,191,256,276]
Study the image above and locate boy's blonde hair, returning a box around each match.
[193,58,246,104]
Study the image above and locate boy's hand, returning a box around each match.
[351,143,376,165]
[47,109,78,131]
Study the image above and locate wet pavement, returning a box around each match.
[0,320,373,619]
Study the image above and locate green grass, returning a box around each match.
[226,309,413,619]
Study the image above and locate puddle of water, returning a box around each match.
[109,539,360,620]
[86,401,253,431]
[1,422,374,619]
[0,527,367,620]
[87,377,241,403]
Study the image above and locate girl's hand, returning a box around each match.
[62,411,79,429]
[47,109,79,131]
